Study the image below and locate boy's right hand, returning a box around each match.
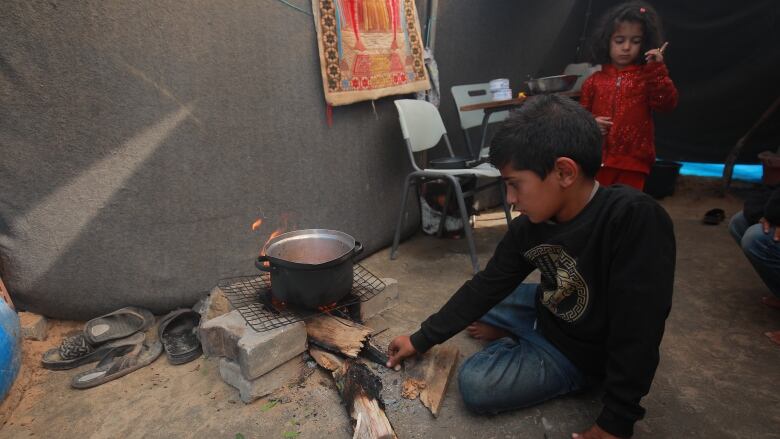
[386,335,417,368]
[595,116,613,135]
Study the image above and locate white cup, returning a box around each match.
[489,78,510,92]
[491,88,512,101]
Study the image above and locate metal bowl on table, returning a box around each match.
[525,74,580,95]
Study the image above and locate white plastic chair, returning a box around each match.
[390,99,512,274]
[563,63,601,93]
[451,83,510,159]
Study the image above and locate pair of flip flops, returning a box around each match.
[43,306,202,389]
[71,333,163,389]
[71,309,201,389]
[42,307,156,371]
[702,208,726,225]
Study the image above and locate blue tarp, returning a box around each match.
[677,162,763,183]
[0,300,20,402]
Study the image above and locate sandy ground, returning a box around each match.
[1,176,779,439]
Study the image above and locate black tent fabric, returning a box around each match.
[650,0,780,163]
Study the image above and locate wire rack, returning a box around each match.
[218,263,386,332]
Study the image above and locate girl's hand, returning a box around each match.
[594,116,613,135]
[645,42,669,63]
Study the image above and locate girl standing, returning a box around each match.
[580,2,678,190]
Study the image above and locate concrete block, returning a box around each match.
[19,312,48,341]
[199,309,247,359]
[219,356,303,404]
[237,319,307,380]
[196,287,234,322]
[359,278,399,321]
[199,309,307,380]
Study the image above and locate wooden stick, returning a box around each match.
[306,314,372,358]
[419,346,459,417]
[309,347,396,439]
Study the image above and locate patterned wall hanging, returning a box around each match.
[312,0,431,106]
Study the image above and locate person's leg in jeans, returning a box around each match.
[739,221,780,298]
[457,283,586,413]
[729,211,750,245]
[731,211,780,344]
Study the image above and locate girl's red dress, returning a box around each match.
[580,62,678,181]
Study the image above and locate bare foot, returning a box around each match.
[765,330,780,346]
[466,322,511,341]
[761,296,780,310]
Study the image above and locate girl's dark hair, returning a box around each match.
[588,1,664,65]
[489,95,602,179]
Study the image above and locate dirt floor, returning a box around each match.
[1,176,779,439]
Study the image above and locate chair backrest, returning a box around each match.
[394,99,448,153]
[451,83,509,131]
[563,63,601,92]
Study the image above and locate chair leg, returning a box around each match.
[463,131,475,160]
[391,176,414,260]
[446,176,479,274]
[499,181,512,225]
[437,183,453,238]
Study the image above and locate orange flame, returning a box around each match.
[317,302,340,313]
[251,218,263,231]
[252,213,289,267]
[270,295,287,310]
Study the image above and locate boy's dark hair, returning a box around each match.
[489,94,602,179]
[588,1,665,66]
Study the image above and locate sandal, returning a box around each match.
[702,208,726,225]
[71,335,162,389]
[84,306,155,345]
[41,332,145,371]
[158,309,202,365]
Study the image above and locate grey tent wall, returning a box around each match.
[0,1,568,319]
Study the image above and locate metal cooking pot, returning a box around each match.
[525,74,580,95]
[255,229,363,309]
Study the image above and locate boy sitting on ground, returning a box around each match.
[387,95,676,439]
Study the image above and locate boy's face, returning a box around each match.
[610,21,643,68]
[500,165,564,223]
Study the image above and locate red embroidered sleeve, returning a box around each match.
[643,62,678,113]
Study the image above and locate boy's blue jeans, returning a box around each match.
[458,283,586,414]
[729,211,780,297]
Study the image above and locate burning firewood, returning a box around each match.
[309,347,397,439]
[305,314,372,358]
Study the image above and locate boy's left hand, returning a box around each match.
[645,42,669,63]
[572,424,625,439]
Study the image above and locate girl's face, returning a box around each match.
[609,21,644,69]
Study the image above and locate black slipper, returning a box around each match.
[158,309,202,365]
[84,307,155,345]
[42,332,145,371]
[702,208,726,225]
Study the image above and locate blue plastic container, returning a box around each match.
[0,299,21,402]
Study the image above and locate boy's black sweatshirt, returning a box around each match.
[409,185,675,438]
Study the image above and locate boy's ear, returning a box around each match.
[554,157,579,187]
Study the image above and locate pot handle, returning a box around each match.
[353,241,364,257]
[255,256,275,272]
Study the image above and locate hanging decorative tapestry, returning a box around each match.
[312,0,431,106]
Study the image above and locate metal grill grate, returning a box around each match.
[218,263,386,332]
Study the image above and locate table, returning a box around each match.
[459,90,581,159]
